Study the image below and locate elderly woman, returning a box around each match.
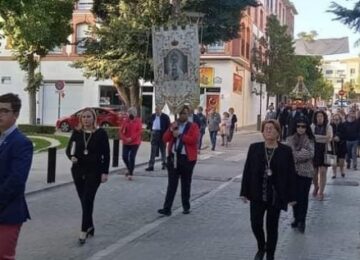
[119,107,142,180]
[240,119,297,260]
[287,116,314,233]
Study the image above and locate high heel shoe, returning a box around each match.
[87,227,95,238]
[78,231,87,245]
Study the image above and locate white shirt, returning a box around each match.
[0,124,17,146]
[152,115,161,130]
[173,123,186,155]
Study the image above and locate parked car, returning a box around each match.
[56,107,127,132]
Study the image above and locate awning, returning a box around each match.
[295,37,349,56]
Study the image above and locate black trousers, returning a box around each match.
[293,175,312,223]
[122,144,139,175]
[72,169,101,232]
[163,154,196,211]
[149,131,166,167]
[250,201,281,257]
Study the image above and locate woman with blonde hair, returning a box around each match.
[66,108,110,244]
[330,113,346,178]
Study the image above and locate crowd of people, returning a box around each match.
[3,91,360,260]
[241,101,360,260]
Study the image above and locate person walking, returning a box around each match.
[240,119,297,260]
[220,111,231,147]
[66,108,110,244]
[228,107,237,143]
[311,110,333,201]
[330,114,347,178]
[343,111,359,170]
[287,117,315,233]
[120,107,142,180]
[207,108,221,151]
[158,105,199,216]
[265,105,277,120]
[0,93,33,260]
[276,102,289,141]
[196,106,207,151]
[145,106,170,171]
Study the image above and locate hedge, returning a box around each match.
[18,124,56,134]
[104,127,151,142]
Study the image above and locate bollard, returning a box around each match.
[256,114,261,131]
[47,147,57,183]
[112,139,120,167]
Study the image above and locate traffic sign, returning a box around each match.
[338,90,345,96]
[55,80,65,91]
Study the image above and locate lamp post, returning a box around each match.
[251,71,264,131]
[339,74,345,108]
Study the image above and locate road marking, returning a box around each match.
[85,173,242,260]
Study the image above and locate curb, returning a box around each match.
[25,160,155,196]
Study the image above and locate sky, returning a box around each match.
[291,0,359,59]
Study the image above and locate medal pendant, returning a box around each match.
[84,149,88,155]
[266,169,272,176]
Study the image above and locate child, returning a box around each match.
[220,112,231,146]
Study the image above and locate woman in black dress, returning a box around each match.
[330,113,347,178]
[66,108,110,244]
[310,110,333,201]
[240,120,297,260]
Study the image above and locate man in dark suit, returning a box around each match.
[0,93,33,260]
[286,104,303,137]
[276,102,289,141]
[145,106,170,171]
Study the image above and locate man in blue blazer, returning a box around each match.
[145,106,170,171]
[0,93,33,260]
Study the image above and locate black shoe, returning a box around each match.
[347,164,350,169]
[78,232,87,245]
[145,167,154,171]
[266,255,274,260]
[162,164,166,170]
[254,250,265,260]
[341,173,345,177]
[158,209,171,216]
[87,227,95,238]
[297,222,305,233]
[182,209,190,214]
[290,220,298,228]
[331,175,336,179]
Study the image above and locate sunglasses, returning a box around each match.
[297,125,306,129]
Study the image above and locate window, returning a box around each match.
[49,46,63,54]
[1,76,11,84]
[76,24,90,54]
[254,8,258,26]
[207,41,225,53]
[260,10,264,30]
[325,70,333,75]
[246,27,251,59]
[77,0,93,10]
[350,68,356,74]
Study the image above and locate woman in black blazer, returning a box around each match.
[240,119,297,260]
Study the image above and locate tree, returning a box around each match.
[312,78,334,102]
[75,0,258,108]
[297,30,318,41]
[252,15,296,106]
[0,0,74,124]
[328,1,360,46]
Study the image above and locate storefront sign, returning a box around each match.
[200,67,214,87]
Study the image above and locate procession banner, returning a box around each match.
[152,25,200,113]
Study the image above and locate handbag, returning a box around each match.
[324,140,337,166]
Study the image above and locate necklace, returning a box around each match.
[83,130,93,155]
[264,143,277,176]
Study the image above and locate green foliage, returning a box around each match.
[141,128,151,142]
[76,0,258,107]
[312,78,334,101]
[1,0,74,124]
[328,1,360,46]
[29,137,51,152]
[18,124,56,134]
[252,15,296,96]
[297,31,318,41]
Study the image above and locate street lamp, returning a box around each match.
[251,71,264,130]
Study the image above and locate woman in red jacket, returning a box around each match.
[119,107,142,180]
[158,105,200,216]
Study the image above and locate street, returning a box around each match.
[17,132,360,260]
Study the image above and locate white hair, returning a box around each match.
[128,107,137,117]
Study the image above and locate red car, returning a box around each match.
[56,107,127,132]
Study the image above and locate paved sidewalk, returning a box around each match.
[26,125,258,194]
